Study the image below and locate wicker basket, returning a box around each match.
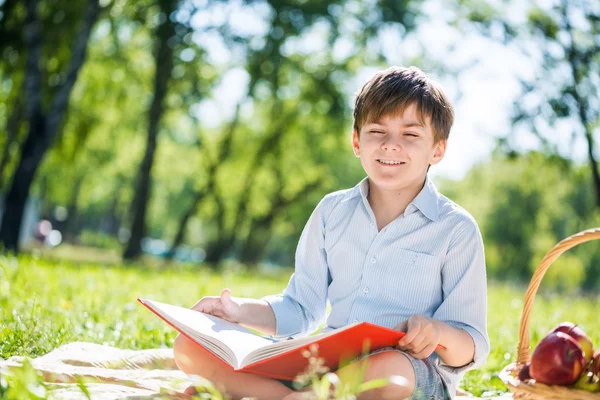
[499,228,600,399]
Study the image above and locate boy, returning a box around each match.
[173,66,489,399]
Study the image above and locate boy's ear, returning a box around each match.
[352,129,360,157]
[429,139,447,166]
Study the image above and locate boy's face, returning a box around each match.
[352,103,446,192]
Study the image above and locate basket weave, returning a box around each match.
[499,228,600,399]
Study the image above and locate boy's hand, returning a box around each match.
[190,288,242,323]
[394,315,442,359]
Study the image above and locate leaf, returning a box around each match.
[356,377,393,393]
[75,376,92,400]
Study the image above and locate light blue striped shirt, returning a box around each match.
[263,175,489,396]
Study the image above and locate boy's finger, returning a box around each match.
[409,335,426,352]
[409,338,429,355]
[190,298,212,312]
[413,342,438,359]
[398,320,420,346]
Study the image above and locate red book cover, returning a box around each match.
[237,322,441,380]
[139,298,444,381]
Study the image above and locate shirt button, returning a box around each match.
[363,287,369,294]
[370,257,376,264]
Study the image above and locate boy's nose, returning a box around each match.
[382,139,402,151]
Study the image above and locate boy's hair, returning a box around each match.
[353,66,454,144]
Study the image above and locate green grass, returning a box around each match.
[1,252,600,397]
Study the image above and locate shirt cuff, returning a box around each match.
[261,294,304,339]
[437,322,489,375]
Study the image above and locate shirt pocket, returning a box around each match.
[379,248,442,314]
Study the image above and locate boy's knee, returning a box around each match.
[173,334,191,370]
[364,351,416,399]
[173,334,208,373]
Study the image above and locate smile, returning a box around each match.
[377,159,406,165]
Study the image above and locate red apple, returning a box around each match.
[551,322,594,364]
[530,331,585,386]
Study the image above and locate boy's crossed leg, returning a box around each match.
[173,334,293,400]
[174,334,417,400]
[335,350,416,399]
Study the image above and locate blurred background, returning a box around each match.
[1,0,600,291]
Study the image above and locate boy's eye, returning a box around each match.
[405,133,419,137]
[369,130,385,134]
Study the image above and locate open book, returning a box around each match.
[138,298,444,381]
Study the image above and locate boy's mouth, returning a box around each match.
[377,159,406,165]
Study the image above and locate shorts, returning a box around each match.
[280,347,450,400]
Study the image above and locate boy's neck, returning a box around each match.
[367,177,426,231]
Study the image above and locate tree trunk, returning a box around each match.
[206,111,292,264]
[170,91,252,262]
[165,190,204,260]
[37,174,51,218]
[0,87,23,192]
[105,179,124,237]
[0,0,20,49]
[0,0,44,252]
[200,54,286,265]
[213,119,294,263]
[63,175,83,242]
[582,124,600,208]
[204,236,232,266]
[0,0,100,252]
[239,178,322,265]
[203,192,229,265]
[239,216,274,266]
[0,116,46,251]
[123,0,178,260]
[563,1,600,209]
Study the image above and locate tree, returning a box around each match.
[462,0,600,208]
[238,149,324,265]
[517,1,600,207]
[122,0,182,260]
[166,0,428,265]
[0,87,23,192]
[439,150,600,290]
[1,0,26,192]
[0,0,101,252]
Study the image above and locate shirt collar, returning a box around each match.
[407,175,440,222]
[351,175,440,222]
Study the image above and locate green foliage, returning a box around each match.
[440,150,600,291]
[2,0,431,265]
[0,359,47,400]
[527,6,559,39]
[79,229,121,250]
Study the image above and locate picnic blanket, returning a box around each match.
[0,342,512,399]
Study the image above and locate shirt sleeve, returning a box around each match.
[261,197,331,339]
[432,217,490,374]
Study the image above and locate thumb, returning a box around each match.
[219,288,240,321]
[396,320,410,347]
[220,288,233,306]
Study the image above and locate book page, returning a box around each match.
[141,300,275,368]
[241,322,360,367]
